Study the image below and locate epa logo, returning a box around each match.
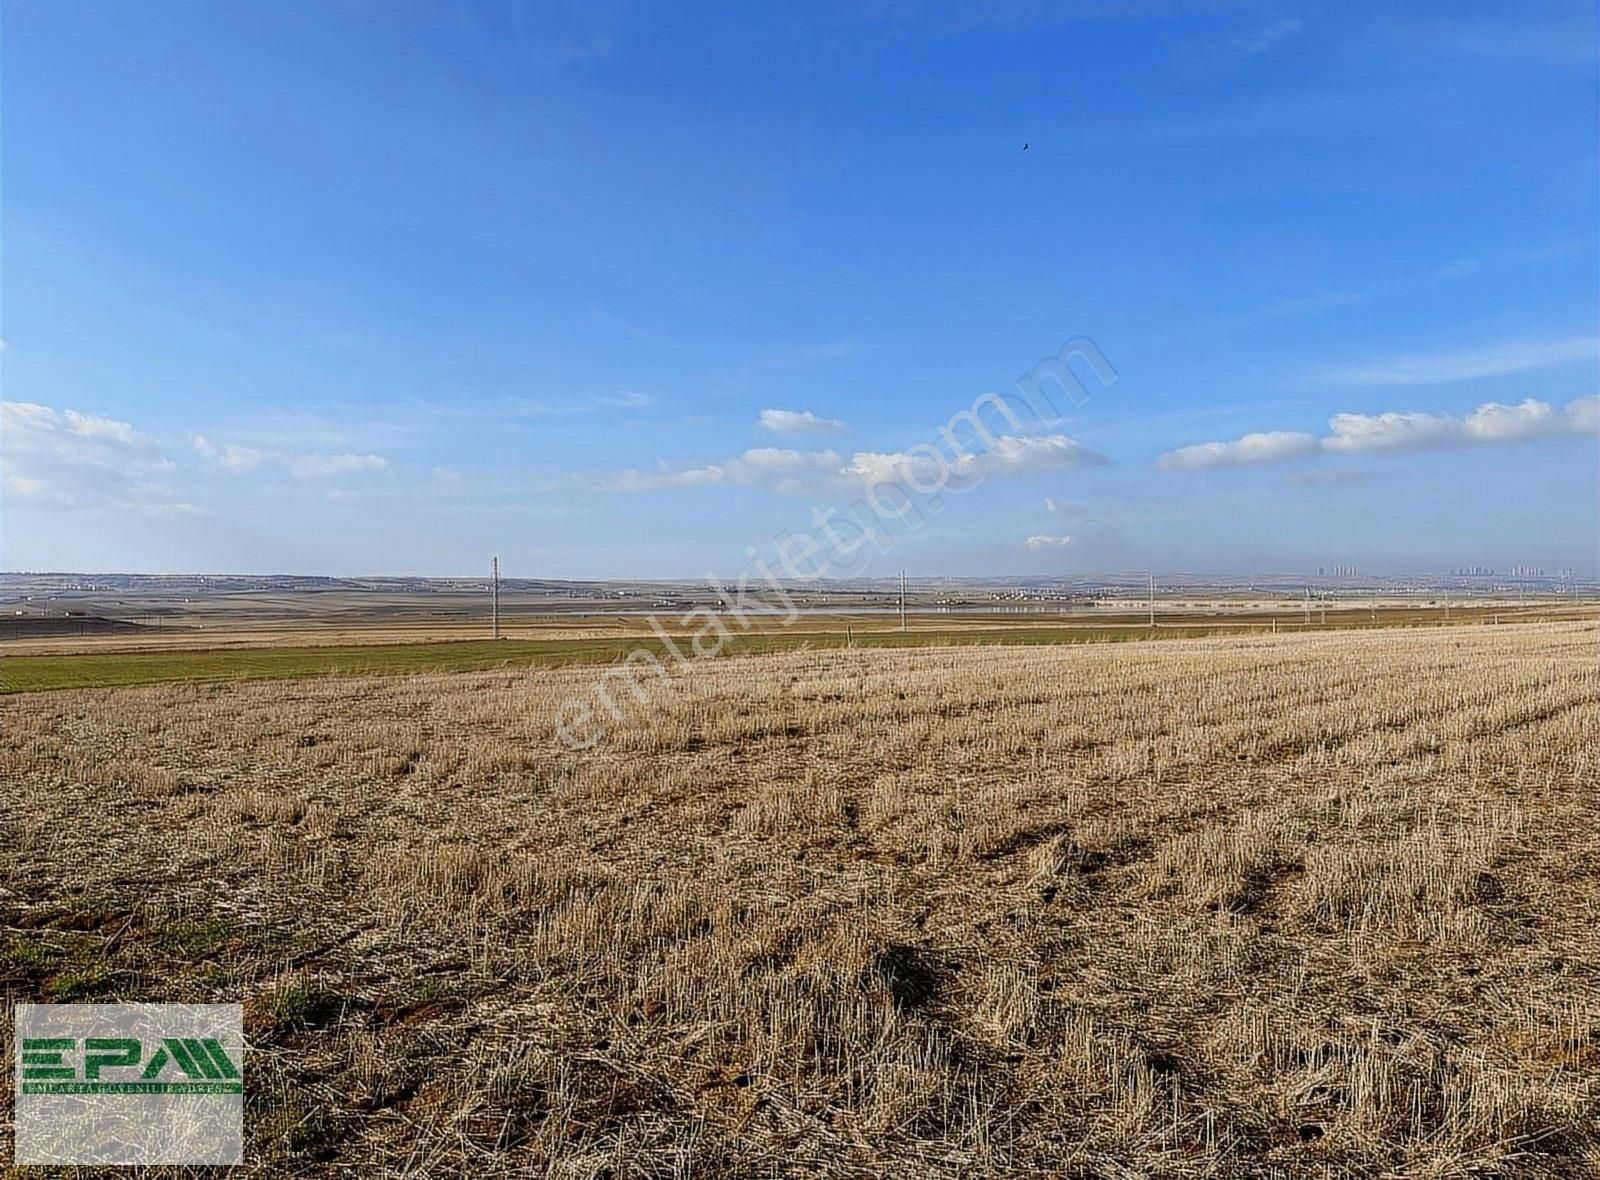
[22,1033,242,1094]
[14,1003,244,1165]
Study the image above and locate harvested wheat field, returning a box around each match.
[2,621,1597,1176]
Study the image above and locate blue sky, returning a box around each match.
[2,0,1596,577]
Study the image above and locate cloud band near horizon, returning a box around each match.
[1156,395,1599,471]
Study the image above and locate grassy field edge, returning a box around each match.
[0,615,1553,694]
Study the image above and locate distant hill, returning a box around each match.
[0,615,152,640]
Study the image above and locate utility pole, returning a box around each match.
[1304,586,1312,627]
[1148,572,1155,631]
[899,570,907,633]
[492,555,500,640]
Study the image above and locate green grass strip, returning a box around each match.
[0,618,1473,695]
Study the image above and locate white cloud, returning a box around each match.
[1563,394,1599,433]
[759,408,845,433]
[4,401,396,526]
[225,447,267,472]
[193,433,389,479]
[1461,398,1561,442]
[985,433,1104,473]
[62,410,153,448]
[288,452,390,479]
[608,432,1103,496]
[737,447,847,494]
[1042,497,1090,518]
[1324,397,1573,452]
[1156,394,1597,470]
[1,399,187,513]
[738,447,843,474]
[837,449,944,489]
[1023,534,1073,550]
[1314,336,1596,386]
[609,447,843,492]
[1,400,61,439]
[192,434,267,472]
[838,433,1101,492]
[1156,430,1320,471]
[1322,411,1458,453]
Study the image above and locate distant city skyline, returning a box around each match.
[2,2,1596,578]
